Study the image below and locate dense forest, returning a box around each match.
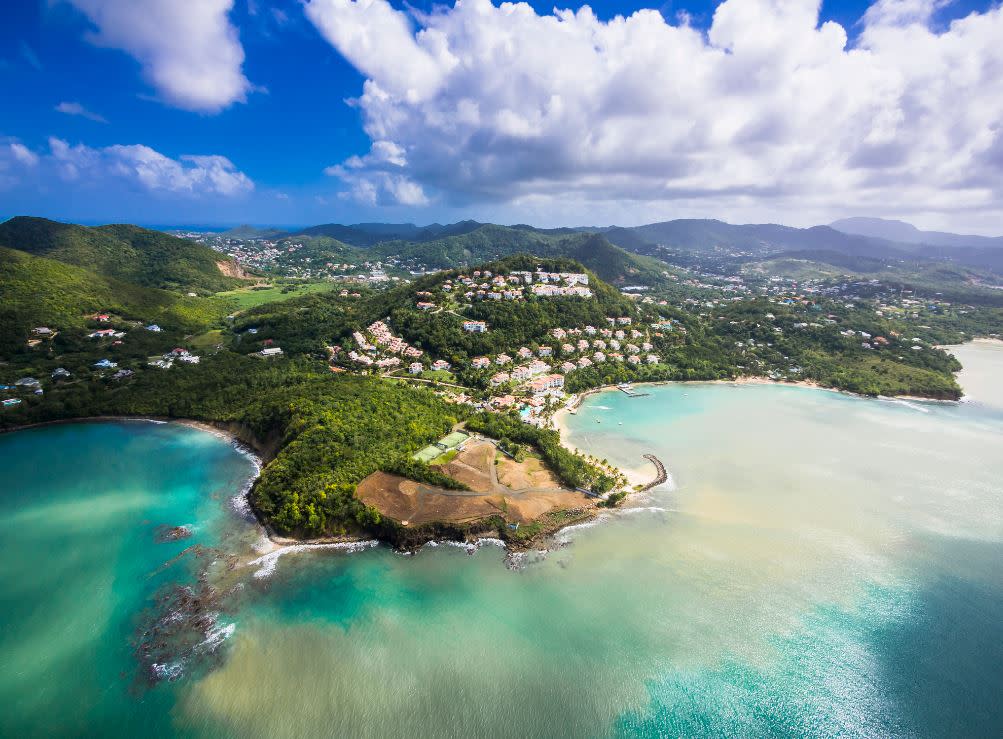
[0,217,243,293]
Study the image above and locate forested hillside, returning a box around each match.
[0,246,229,353]
[0,217,245,293]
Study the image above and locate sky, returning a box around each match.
[1,0,1001,233]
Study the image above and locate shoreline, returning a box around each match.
[0,414,598,555]
[551,373,966,483]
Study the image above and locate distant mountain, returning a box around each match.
[830,217,1003,249]
[289,220,484,247]
[0,216,245,293]
[612,219,907,258]
[365,224,671,287]
[221,225,287,240]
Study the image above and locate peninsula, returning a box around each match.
[2,216,1000,548]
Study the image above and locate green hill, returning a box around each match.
[0,216,245,293]
[0,246,229,352]
[364,225,669,287]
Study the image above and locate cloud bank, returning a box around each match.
[305,0,1003,224]
[1,138,253,197]
[67,0,251,113]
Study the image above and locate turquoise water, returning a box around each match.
[1,341,1001,737]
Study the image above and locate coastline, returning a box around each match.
[551,372,966,482]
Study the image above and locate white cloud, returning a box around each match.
[305,0,1003,225]
[67,0,251,113]
[1,140,41,189]
[9,142,40,167]
[36,137,254,195]
[55,101,108,123]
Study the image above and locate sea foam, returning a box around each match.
[248,540,380,578]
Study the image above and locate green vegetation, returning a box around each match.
[4,215,1000,546]
[0,356,463,537]
[466,412,621,494]
[0,217,244,293]
[0,246,230,354]
[216,280,340,310]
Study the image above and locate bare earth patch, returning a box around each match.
[497,456,560,490]
[357,440,592,527]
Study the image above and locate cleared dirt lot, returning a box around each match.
[357,439,592,526]
[497,455,560,490]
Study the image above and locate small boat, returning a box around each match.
[596,419,601,424]
[618,422,623,425]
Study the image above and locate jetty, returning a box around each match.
[639,454,667,491]
[618,384,650,398]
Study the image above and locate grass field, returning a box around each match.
[188,329,225,352]
[217,280,338,311]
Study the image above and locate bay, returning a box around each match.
[1,341,1001,737]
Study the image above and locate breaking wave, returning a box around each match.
[248,540,380,579]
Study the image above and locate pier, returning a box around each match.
[639,454,667,491]
[618,385,650,397]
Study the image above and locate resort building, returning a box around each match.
[462,320,488,333]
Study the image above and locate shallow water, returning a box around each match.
[1,342,1001,737]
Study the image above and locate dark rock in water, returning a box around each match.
[132,544,244,690]
[154,525,193,543]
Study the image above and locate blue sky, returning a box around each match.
[2,0,1001,232]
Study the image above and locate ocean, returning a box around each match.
[1,341,1000,737]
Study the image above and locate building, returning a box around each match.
[93,359,117,369]
[431,359,451,371]
[462,320,488,333]
[417,302,435,311]
[495,353,512,365]
[490,372,510,386]
[259,347,283,357]
[628,355,641,365]
[471,356,491,369]
[560,361,577,373]
[145,324,163,332]
[538,346,553,357]
[409,362,424,374]
[525,374,564,393]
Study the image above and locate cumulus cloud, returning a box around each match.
[67,0,251,113]
[55,101,108,123]
[9,142,40,167]
[1,140,41,189]
[7,137,253,196]
[305,0,1003,224]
